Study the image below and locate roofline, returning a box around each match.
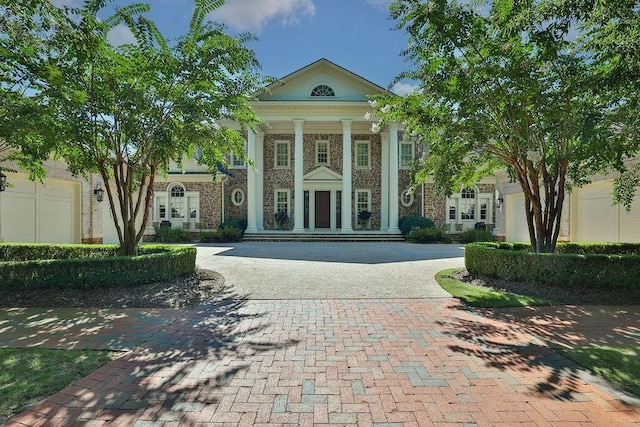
[259,58,395,97]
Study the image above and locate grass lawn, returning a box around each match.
[0,348,118,422]
[435,268,553,307]
[558,345,640,397]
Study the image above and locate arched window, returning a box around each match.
[155,183,199,224]
[310,84,335,97]
[169,183,186,219]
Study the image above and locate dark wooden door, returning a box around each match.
[315,191,331,228]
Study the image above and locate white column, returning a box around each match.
[293,119,305,232]
[380,132,390,232]
[256,131,265,230]
[245,130,258,233]
[341,120,354,232]
[330,189,337,230]
[388,122,400,233]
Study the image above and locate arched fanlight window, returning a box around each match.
[310,84,335,97]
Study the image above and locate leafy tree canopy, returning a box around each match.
[369,0,639,252]
[1,0,270,255]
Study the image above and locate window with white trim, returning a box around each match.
[316,140,329,165]
[274,140,290,168]
[310,84,335,97]
[274,189,290,216]
[446,187,492,228]
[400,189,414,207]
[399,141,414,168]
[355,141,370,168]
[231,152,246,168]
[231,188,245,206]
[460,188,475,220]
[154,183,200,222]
[355,189,371,218]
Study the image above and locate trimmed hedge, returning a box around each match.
[0,244,196,290]
[406,227,451,243]
[465,242,640,289]
[399,216,436,236]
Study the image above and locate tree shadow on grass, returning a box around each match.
[4,284,300,425]
[437,303,640,403]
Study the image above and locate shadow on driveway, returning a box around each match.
[196,241,465,265]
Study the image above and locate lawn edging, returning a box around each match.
[0,243,196,290]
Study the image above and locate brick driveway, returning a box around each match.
[2,243,640,426]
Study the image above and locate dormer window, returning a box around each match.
[311,84,335,97]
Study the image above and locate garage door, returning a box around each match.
[1,174,80,243]
[573,181,640,242]
[505,194,530,243]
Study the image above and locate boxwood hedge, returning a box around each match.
[0,243,196,290]
[465,242,640,289]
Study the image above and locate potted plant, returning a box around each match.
[357,210,372,229]
[274,210,289,230]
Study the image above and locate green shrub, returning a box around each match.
[407,227,452,243]
[155,226,192,243]
[200,227,243,243]
[465,242,640,289]
[0,244,196,290]
[458,228,494,243]
[399,216,436,236]
[218,219,246,233]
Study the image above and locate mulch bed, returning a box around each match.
[453,269,640,306]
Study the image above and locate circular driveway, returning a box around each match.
[195,242,465,299]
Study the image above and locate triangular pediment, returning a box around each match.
[304,166,343,182]
[257,58,391,102]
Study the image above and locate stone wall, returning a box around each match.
[225,169,248,224]
[352,133,382,230]
[263,133,295,229]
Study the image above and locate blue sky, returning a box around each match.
[55,0,417,94]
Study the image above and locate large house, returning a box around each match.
[0,59,637,244]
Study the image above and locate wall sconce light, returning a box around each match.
[94,183,104,202]
[495,192,504,210]
[0,172,6,192]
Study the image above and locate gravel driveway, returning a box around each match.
[195,242,465,299]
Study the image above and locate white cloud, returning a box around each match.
[365,0,392,10]
[391,81,420,95]
[108,24,137,47]
[208,0,315,32]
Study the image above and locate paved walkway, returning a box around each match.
[1,243,639,426]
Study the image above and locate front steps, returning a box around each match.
[242,231,405,242]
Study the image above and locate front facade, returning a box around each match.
[0,59,504,243]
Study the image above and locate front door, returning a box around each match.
[315,191,331,228]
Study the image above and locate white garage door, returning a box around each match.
[573,181,640,243]
[1,174,80,243]
[505,193,530,243]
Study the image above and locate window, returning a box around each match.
[275,189,290,216]
[460,188,475,220]
[310,84,335,97]
[231,152,246,168]
[399,141,414,168]
[231,188,245,206]
[275,140,290,168]
[154,183,199,223]
[400,189,414,207]
[446,187,493,228]
[316,140,329,165]
[355,141,370,168]
[355,189,371,218]
[170,184,186,219]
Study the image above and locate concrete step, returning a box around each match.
[242,232,405,242]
